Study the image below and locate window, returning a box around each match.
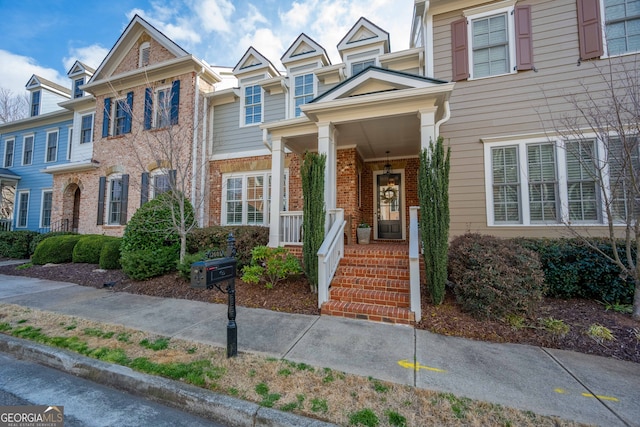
[244,85,262,125]
[155,87,171,128]
[17,191,29,228]
[45,130,58,163]
[67,127,73,160]
[139,42,150,67]
[114,100,128,136]
[22,135,34,165]
[565,140,599,222]
[222,171,288,225]
[31,90,40,116]
[352,59,375,75]
[73,78,84,98]
[108,178,123,225]
[153,173,171,196]
[294,74,314,117]
[527,143,558,222]
[491,146,520,223]
[604,0,640,55]
[472,13,509,78]
[80,114,94,143]
[144,81,180,130]
[41,191,52,228]
[97,174,128,225]
[102,93,133,137]
[609,137,640,220]
[4,139,14,167]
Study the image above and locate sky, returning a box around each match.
[0,0,415,96]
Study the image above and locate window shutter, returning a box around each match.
[515,5,534,70]
[144,88,153,130]
[120,174,129,225]
[577,0,603,60]
[97,176,106,225]
[169,169,177,189]
[140,172,149,206]
[170,80,180,125]
[451,18,469,81]
[102,98,111,138]
[124,92,134,134]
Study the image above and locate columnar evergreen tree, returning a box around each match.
[301,151,326,293]
[418,136,451,305]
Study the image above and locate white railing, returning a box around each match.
[409,206,422,322]
[0,219,12,232]
[317,208,345,308]
[280,211,303,245]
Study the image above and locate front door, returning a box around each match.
[377,173,402,239]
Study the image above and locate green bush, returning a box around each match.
[187,226,269,269]
[29,231,74,256]
[99,238,123,270]
[32,235,83,265]
[0,230,39,259]
[448,234,546,320]
[121,247,178,280]
[517,238,635,304]
[72,235,118,264]
[241,246,302,289]
[177,251,209,281]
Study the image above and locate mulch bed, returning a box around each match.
[1,261,638,363]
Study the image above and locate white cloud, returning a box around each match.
[238,28,285,69]
[0,50,66,96]
[63,44,110,72]
[193,0,235,33]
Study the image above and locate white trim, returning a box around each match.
[21,134,34,166]
[211,148,271,161]
[3,138,15,168]
[139,41,150,67]
[149,168,170,199]
[16,190,29,228]
[67,125,73,160]
[39,189,53,229]
[372,169,406,240]
[79,112,94,144]
[239,83,264,127]
[44,129,59,163]
[106,173,123,226]
[290,71,317,118]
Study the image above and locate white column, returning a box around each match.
[418,108,436,151]
[268,137,285,247]
[317,122,336,234]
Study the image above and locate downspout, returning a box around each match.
[200,85,208,227]
[191,71,201,216]
[435,100,450,139]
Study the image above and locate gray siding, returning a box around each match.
[264,93,285,123]
[318,81,339,97]
[212,101,263,155]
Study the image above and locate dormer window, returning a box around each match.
[294,73,314,117]
[30,90,40,117]
[73,78,84,98]
[139,42,150,67]
[352,59,376,76]
[244,85,262,125]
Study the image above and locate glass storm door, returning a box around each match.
[377,173,402,239]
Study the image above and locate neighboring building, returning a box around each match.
[0,75,73,232]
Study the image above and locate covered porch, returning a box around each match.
[0,168,21,231]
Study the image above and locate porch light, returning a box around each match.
[384,151,395,185]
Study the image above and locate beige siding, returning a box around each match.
[433,0,639,238]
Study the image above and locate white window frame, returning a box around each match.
[106,174,123,226]
[465,3,517,80]
[80,113,94,144]
[45,129,59,163]
[153,85,172,128]
[344,49,381,78]
[40,189,53,229]
[241,84,263,126]
[4,138,15,167]
[221,170,289,226]
[601,0,640,57]
[30,90,40,117]
[150,169,171,199]
[292,73,316,117]
[22,134,34,166]
[16,190,29,228]
[139,41,150,67]
[67,126,73,160]
[351,59,376,76]
[112,98,128,136]
[73,77,84,98]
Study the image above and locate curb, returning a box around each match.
[0,334,337,427]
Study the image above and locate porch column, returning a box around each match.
[269,137,285,247]
[317,122,337,234]
[418,108,437,151]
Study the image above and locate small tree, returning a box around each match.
[418,136,451,305]
[301,151,326,293]
[0,87,29,124]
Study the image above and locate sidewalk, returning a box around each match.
[0,265,638,427]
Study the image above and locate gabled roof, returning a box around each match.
[89,14,189,82]
[67,61,95,78]
[25,75,71,96]
[311,66,448,103]
[233,47,280,77]
[281,33,330,66]
[337,17,390,54]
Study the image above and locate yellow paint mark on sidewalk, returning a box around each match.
[554,388,566,394]
[581,393,619,402]
[398,359,446,373]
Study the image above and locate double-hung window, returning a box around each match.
[45,130,58,163]
[604,0,640,55]
[222,171,288,226]
[155,87,171,128]
[294,73,314,117]
[527,143,558,222]
[31,90,40,116]
[80,114,94,143]
[352,59,375,75]
[4,139,14,167]
[114,100,128,136]
[102,93,133,137]
[472,13,510,78]
[74,78,84,98]
[491,146,520,223]
[17,191,29,228]
[565,140,599,222]
[153,173,171,196]
[244,85,262,125]
[41,191,52,228]
[108,177,123,225]
[97,174,129,225]
[609,137,640,220]
[22,135,34,165]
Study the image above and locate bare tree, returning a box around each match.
[0,185,15,219]
[544,58,640,318]
[0,87,29,123]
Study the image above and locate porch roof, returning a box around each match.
[0,168,20,181]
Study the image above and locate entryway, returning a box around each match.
[375,172,402,240]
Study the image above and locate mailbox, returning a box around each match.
[191,257,236,289]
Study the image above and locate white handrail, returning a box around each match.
[317,208,345,308]
[409,206,422,322]
[279,211,303,246]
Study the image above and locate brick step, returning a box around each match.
[321,300,414,325]
[339,255,409,269]
[330,288,409,308]
[334,266,410,281]
[330,276,410,293]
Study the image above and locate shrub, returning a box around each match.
[72,235,118,264]
[99,238,122,270]
[187,226,269,269]
[241,246,302,289]
[120,247,178,280]
[32,234,83,265]
[29,231,74,256]
[517,238,635,304]
[0,230,39,259]
[448,233,546,320]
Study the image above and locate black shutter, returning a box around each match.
[102,98,111,138]
[170,80,180,125]
[144,88,153,130]
[169,169,177,190]
[124,92,133,134]
[120,174,129,225]
[140,172,149,206]
[97,176,106,225]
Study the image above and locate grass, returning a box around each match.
[540,317,570,338]
[0,303,589,427]
[587,324,616,344]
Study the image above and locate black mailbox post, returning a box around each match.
[190,233,238,357]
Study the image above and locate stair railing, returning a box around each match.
[317,208,345,308]
[409,206,422,322]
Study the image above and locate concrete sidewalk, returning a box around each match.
[0,268,638,427]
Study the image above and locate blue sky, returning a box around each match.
[0,0,414,95]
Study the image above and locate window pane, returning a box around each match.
[42,192,52,227]
[109,179,122,224]
[492,146,520,222]
[246,176,264,225]
[226,178,243,224]
[605,0,640,54]
[294,73,314,116]
[472,13,509,77]
[528,144,558,222]
[565,140,599,221]
[18,193,28,227]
